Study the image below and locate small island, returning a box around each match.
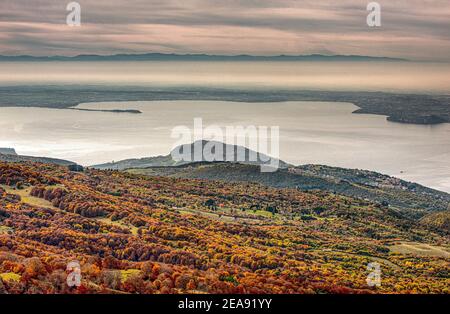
[68,108,142,114]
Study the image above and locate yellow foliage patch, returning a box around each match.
[0,272,21,282]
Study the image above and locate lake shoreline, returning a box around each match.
[0,86,449,125]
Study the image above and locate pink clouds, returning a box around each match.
[0,0,449,60]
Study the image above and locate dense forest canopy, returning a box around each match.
[0,162,448,294]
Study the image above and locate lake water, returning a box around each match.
[1,100,450,192]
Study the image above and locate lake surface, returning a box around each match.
[1,100,450,192]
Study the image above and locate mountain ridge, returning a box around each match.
[0,53,408,62]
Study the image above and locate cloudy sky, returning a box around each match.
[1,0,449,61]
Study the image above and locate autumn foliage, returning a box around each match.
[0,162,448,294]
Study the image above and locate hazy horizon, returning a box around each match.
[0,61,449,94]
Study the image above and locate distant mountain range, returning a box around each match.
[0,53,408,62]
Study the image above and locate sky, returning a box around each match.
[0,0,449,61]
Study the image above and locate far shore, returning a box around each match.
[0,86,449,125]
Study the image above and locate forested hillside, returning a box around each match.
[0,162,448,294]
[127,163,450,216]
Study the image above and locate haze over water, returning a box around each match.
[0,61,450,93]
